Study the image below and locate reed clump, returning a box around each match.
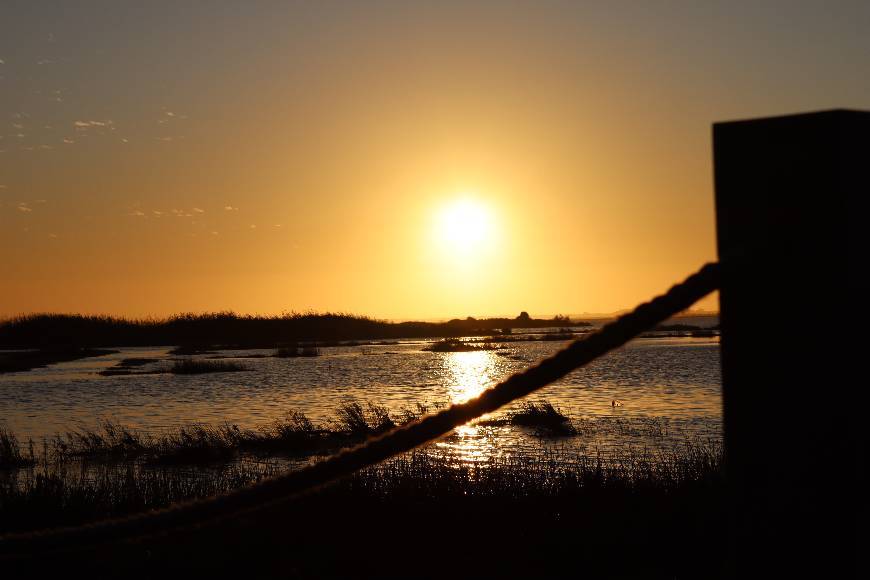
[274,343,321,358]
[423,339,499,352]
[331,402,395,436]
[169,358,248,374]
[0,427,34,468]
[508,401,577,436]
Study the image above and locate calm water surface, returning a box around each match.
[0,336,721,460]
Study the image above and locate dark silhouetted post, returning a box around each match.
[714,110,867,577]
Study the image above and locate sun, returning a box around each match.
[435,198,494,252]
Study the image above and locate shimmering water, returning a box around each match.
[0,336,721,460]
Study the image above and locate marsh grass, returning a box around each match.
[10,402,427,466]
[538,331,576,341]
[98,357,160,376]
[423,339,500,352]
[274,343,321,358]
[0,428,34,468]
[331,402,395,436]
[169,358,248,374]
[0,441,723,536]
[509,401,577,436]
[0,397,723,577]
[0,399,591,468]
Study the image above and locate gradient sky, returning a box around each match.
[1,1,868,319]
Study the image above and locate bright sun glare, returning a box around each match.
[435,198,494,257]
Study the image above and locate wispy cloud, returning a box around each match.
[63,138,74,144]
[224,205,238,211]
[129,210,145,217]
[193,207,205,213]
[73,120,113,129]
[152,210,163,217]
[17,203,32,213]
[48,233,58,239]
[249,224,257,229]
[0,58,5,65]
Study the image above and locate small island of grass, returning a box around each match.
[169,359,248,374]
[423,339,501,352]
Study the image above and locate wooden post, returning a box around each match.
[714,110,867,577]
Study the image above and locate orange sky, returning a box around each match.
[2,2,868,319]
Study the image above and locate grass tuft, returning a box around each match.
[0,427,35,468]
[332,401,396,436]
[274,343,321,358]
[169,358,247,374]
[423,339,499,352]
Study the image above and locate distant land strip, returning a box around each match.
[0,311,596,349]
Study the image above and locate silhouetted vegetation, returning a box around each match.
[0,347,118,373]
[0,400,588,468]
[98,357,160,376]
[0,311,593,350]
[0,441,723,534]
[169,345,216,355]
[0,442,725,579]
[508,401,577,436]
[655,323,702,332]
[169,359,248,374]
[274,342,321,357]
[690,329,719,337]
[539,331,576,341]
[0,396,724,577]
[331,402,395,436]
[0,428,34,469]
[423,339,500,352]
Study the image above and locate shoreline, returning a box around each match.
[0,348,119,373]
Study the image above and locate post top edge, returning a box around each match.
[713,109,870,128]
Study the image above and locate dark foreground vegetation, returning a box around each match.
[0,311,592,349]
[0,398,724,578]
[0,398,724,577]
[0,441,724,578]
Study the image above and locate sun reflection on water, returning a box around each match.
[444,350,499,404]
[434,350,507,464]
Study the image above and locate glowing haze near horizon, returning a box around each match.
[1,1,868,320]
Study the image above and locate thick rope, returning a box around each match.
[0,262,720,558]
